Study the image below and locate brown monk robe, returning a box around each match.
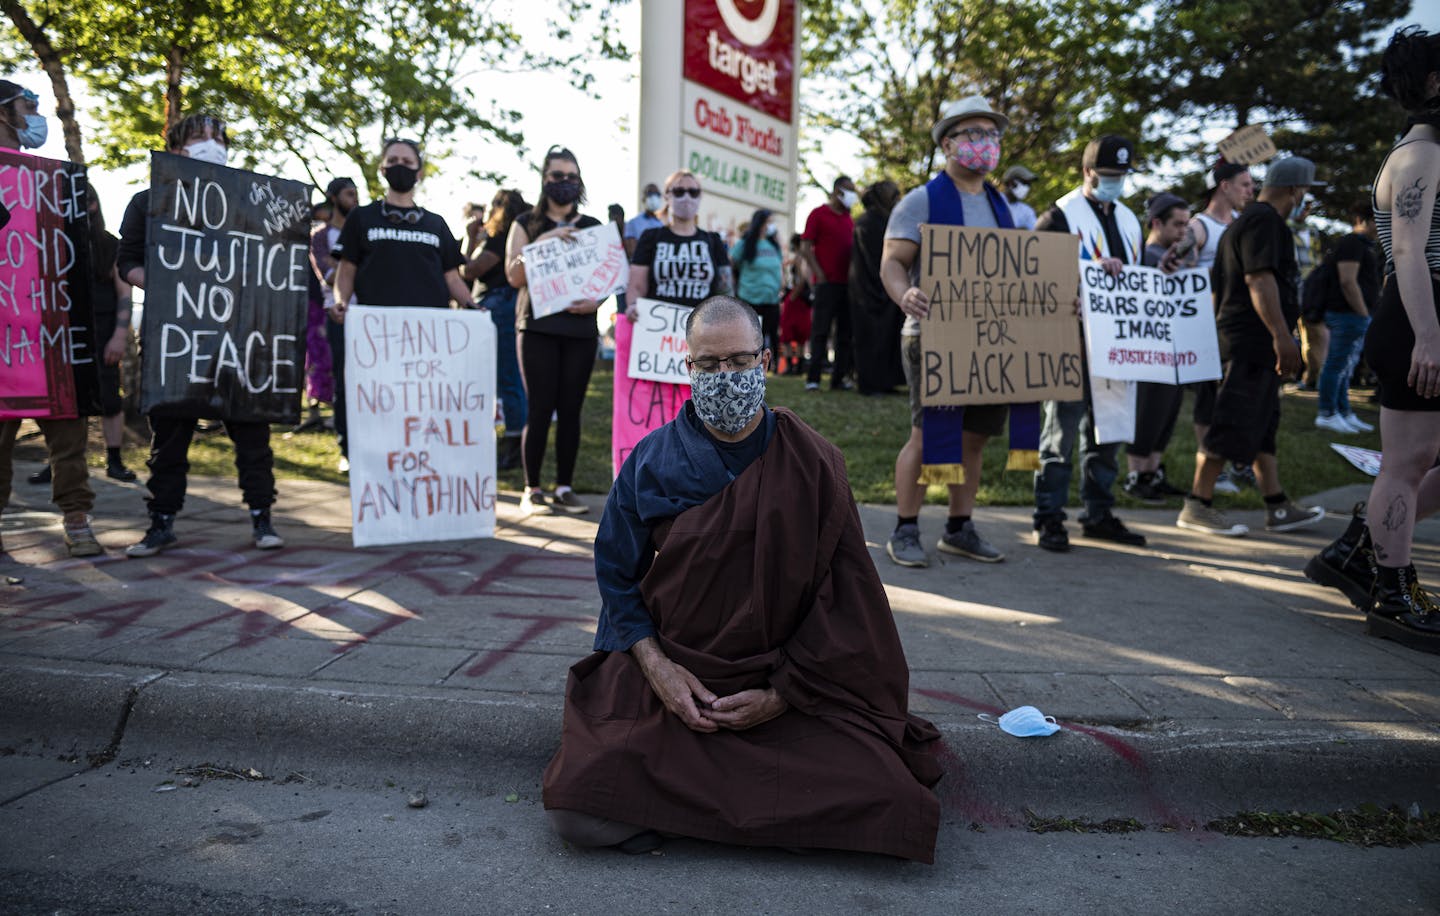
[543,408,943,862]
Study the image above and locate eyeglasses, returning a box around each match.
[547,170,580,181]
[381,202,423,225]
[689,349,762,373]
[668,187,702,198]
[946,127,1004,143]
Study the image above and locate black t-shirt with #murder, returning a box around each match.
[1212,201,1299,363]
[629,226,731,308]
[335,201,465,309]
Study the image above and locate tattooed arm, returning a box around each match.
[1382,139,1440,398]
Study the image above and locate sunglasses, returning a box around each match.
[668,187,702,198]
[381,202,423,225]
[547,170,580,181]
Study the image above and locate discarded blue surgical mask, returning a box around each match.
[978,705,1060,738]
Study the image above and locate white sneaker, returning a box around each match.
[338,456,350,473]
[1213,471,1241,495]
[1315,413,1358,434]
[1342,412,1374,432]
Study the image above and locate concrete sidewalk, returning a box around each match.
[3,458,1439,824]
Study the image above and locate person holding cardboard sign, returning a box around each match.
[1030,135,1148,552]
[116,113,286,558]
[507,146,606,517]
[878,96,1019,568]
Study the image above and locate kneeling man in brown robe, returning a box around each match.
[542,296,943,862]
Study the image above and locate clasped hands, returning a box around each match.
[631,637,787,733]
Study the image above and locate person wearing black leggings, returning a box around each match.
[506,146,605,516]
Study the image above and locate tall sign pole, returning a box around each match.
[638,0,801,237]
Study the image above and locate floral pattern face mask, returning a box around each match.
[688,364,766,435]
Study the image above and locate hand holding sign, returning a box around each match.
[523,222,627,319]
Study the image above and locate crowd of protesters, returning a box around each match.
[2,25,1439,655]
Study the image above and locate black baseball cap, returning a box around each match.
[1146,192,1188,224]
[1083,135,1137,173]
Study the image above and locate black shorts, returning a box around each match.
[903,334,1008,435]
[1201,359,1280,464]
[1364,275,1440,412]
[1127,381,1184,456]
[1191,380,1217,427]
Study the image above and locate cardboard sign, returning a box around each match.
[0,151,99,420]
[140,153,310,422]
[1331,443,1382,477]
[522,222,628,320]
[1217,125,1276,166]
[613,314,689,476]
[346,306,497,547]
[627,297,692,385]
[917,225,1082,406]
[1081,265,1222,385]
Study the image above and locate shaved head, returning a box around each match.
[685,295,763,349]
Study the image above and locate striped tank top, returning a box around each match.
[1373,137,1440,274]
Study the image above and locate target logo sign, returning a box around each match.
[684,0,795,124]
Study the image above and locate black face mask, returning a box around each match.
[384,164,419,193]
[545,179,581,205]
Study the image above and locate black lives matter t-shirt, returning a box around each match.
[335,201,464,309]
[630,226,731,308]
[1212,201,1299,363]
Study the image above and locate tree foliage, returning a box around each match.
[1128,0,1412,216]
[802,0,1145,207]
[1,0,630,195]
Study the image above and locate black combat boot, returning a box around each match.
[1366,563,1440,654]
[1303,503,1374,609]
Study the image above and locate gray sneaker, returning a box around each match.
[937,520,1004,563]
[1266,500,1325,532]
[886,523,928,568]
[1176,497,1248,537]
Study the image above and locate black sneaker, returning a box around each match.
[27,464,51,485]
[251,510,285,550]
[126,513,177,558]
[1303,503,1373,608]
[1152,465,1188,497]
[550,489,589,515]
[106,460,138,482]
[1081,512,1147,546]
[1034,517,1070,552]
[1122,471,1165,506]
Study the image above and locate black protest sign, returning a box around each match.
[918,224,1082,405]
[0,151,99,420]
[140,152,311,422]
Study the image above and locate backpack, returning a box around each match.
[1300,250,1338,322]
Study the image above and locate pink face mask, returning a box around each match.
[951,138,1001,174]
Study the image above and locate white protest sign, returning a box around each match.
[1081,265,1222,385]
[345,306,497,547]
[522,222,628,319]
[627,297,692,385]
[1330,443,1382,477]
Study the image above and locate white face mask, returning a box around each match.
[1011,182,1030,200]
[644,192,663,212]
[838,189,858,209]
[184,138,228,166]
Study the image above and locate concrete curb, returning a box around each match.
[4,661,1438,824]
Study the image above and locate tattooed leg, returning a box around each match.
[1368,408,1440,566]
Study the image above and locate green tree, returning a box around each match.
[2,0,630,194]
[1128,0,1412,215]
[802,0,1147,207]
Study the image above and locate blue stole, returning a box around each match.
[919,173,1042,484]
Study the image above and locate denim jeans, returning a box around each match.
[483,285,526,436]
[1033,398,1119,524]
[1318,311,1370,417]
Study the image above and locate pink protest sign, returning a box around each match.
[612,314,689,477]
[0,150,97,420]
